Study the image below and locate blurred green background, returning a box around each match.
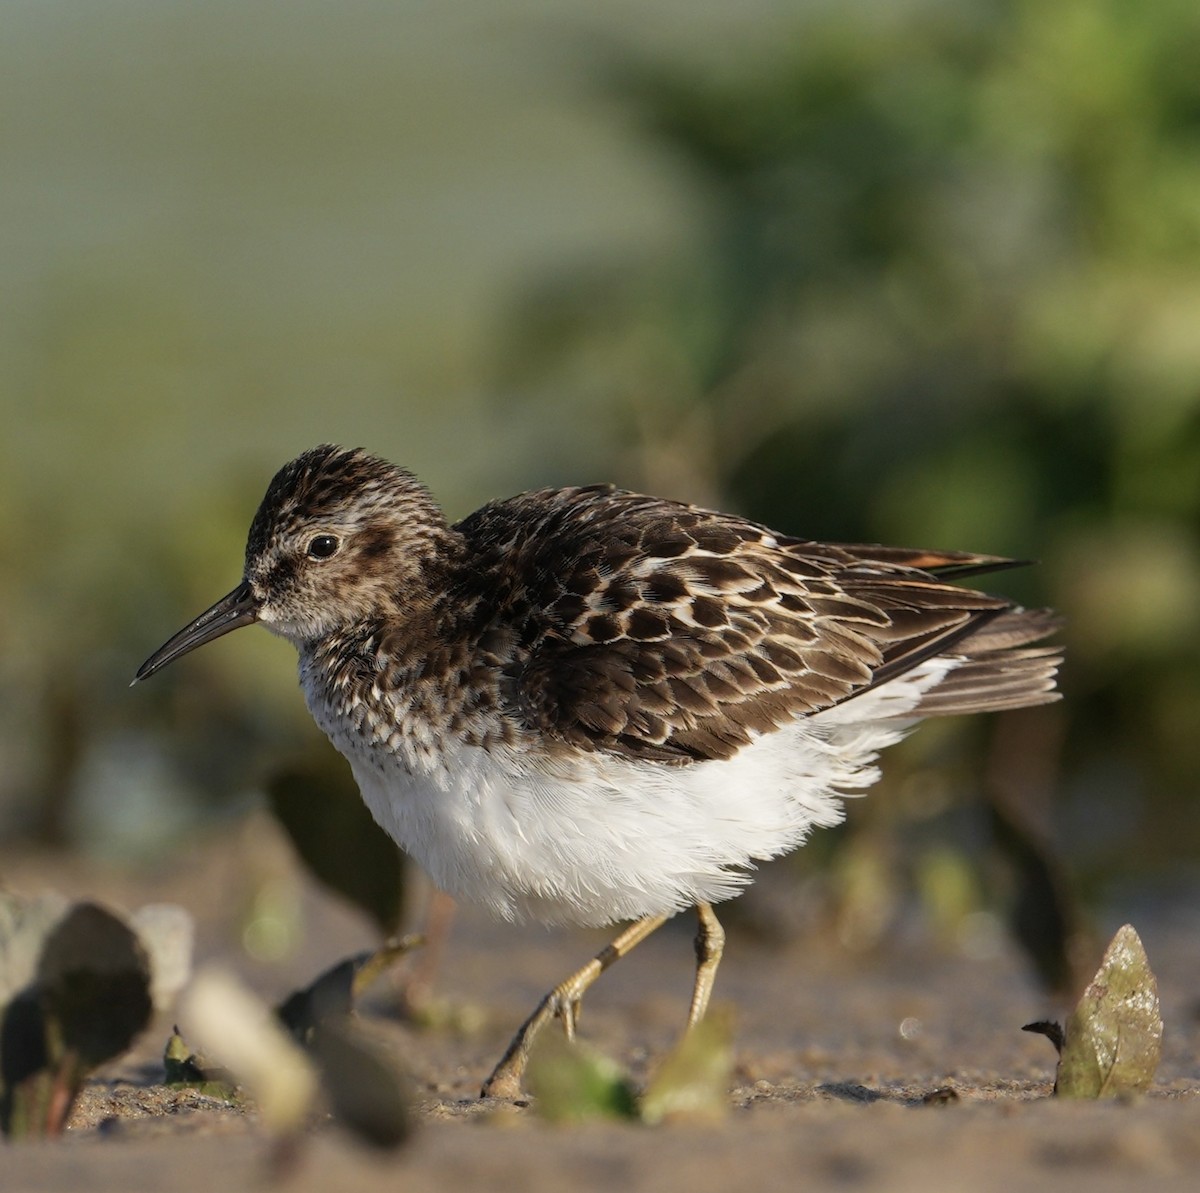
[3,0,1198,937]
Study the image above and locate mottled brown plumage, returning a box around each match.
[446,484,1059,764]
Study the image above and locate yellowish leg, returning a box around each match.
[481,913,668,1099]
[687,901,725,1028]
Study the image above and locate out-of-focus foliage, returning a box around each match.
[501,0,1200,872]
[0,900,169,1137]
[526,1033,639,1124]
[640,1005,734,1125]
[1,0,1196,948]
[179,962,412,1154]
[276,935,424,1044]
[180,968,321,1141]
[526,1005,734,1124]
[266,752,408,936]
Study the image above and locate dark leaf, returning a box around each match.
[266,753,406,935]
[988,776,1082,999]
[37,903,153,1070]
[276,936,422,1043]
[0,993,53,1138]
[2,903,153,1137]
[308,1019,412,1149]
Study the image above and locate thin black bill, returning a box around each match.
[134,580,260,682]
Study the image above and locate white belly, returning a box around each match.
[308,659,953,927]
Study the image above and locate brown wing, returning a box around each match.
[459,488,1058,764]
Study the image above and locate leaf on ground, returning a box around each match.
[180,967,319,1135]
[38,903,154,1069]
[1056,923,1163,1099]
[266,754,407,935]
[163,1028,239,1101]
[276,935,423,1043]
[526,1033,638,1124]
[308,1018,412,1149]
[2,902,154,1137]
[640,1006,734,1125]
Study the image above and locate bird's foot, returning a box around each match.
[480,984,587,1098]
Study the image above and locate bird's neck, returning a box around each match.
[301,536,520,760]
[305,525,483,684]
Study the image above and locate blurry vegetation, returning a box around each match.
[275,935,424,1044]
[0,896,192,1138]
[178,950,414,1156]
[0,905,416,1147]
[526,1005,734,1125]
[266,751,407,937]
[526,1034,639,1125]
[639,1006,735,1125]
[1,0,1199,997]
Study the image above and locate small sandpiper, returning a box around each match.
[137,444,1061,1098]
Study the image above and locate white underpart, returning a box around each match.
[308,656,959,928]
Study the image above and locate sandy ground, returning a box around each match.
[3,819,1198,1192]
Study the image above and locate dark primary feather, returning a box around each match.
[453,487,1061,764]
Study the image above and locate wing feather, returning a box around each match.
[455,488,1061,763]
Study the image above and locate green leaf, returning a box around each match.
[1056,924,1163,1099]
[526,1034,638,1124]
[640,1007,734,1125]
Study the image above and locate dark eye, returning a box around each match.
[307,534,340,560]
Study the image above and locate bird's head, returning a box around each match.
[135,444,453,681]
